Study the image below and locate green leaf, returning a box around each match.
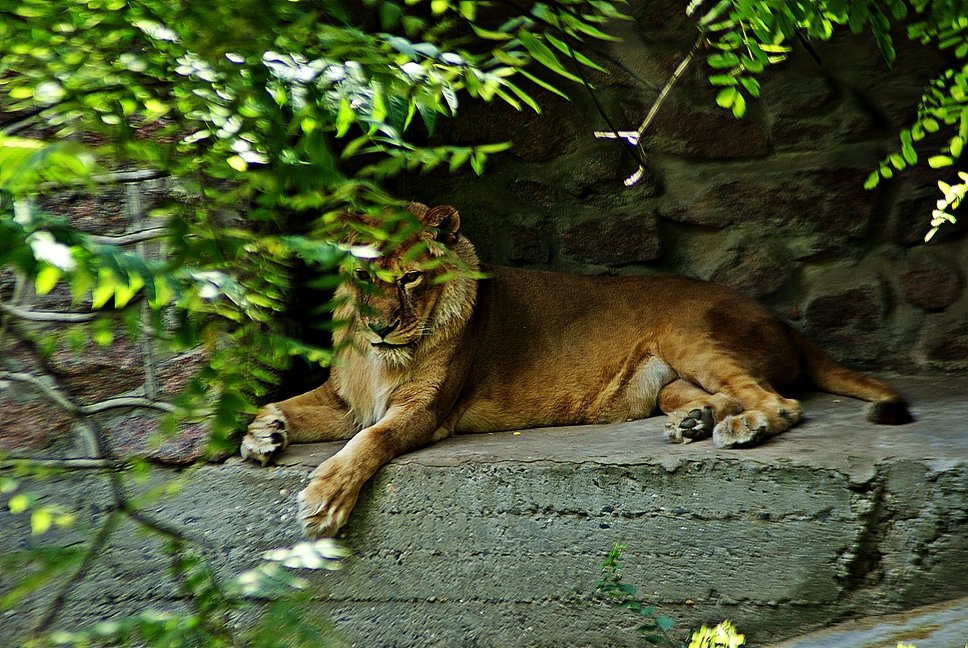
[227,155,247,172]
[708,52,740,69]
[951,135,964,158]
[92,318,114,347]
[470,23,512,41]
[545,33,606,72]
[740,76,761,98]
[656,615,675,631]
[731,90,747,118]
[518,31,581,83]
[0,477,16,494]
[31,509,53,535]
[91,267,116,309]
[716,86,737,109]
[518,69,570,99]
[708,74,738,87]
[8,493,30,514]
[929,155,954,168]
[34,265,61,295]
[335,97,354,138]
[503,80,541,113]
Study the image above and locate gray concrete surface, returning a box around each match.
[773,596,968,648]
[2,375,967,647]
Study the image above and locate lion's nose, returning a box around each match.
[368,320,399,338]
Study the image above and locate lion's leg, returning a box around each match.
[298,405,440,538]
[241,381,357,466]
[707,372,803,448]
[658,379,743,443]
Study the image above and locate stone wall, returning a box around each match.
[0,173,209,461]
[394,0,968,372]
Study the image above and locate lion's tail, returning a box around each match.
[790,328,914,425]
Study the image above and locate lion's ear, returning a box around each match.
[422,204,461,244]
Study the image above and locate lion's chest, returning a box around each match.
[336,350,400,428]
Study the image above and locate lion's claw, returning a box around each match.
[240,404,289,466]
[297,458,361,538]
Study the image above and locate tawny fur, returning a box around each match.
[240,202,913,538]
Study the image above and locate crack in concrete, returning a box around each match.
[836,468,890,595]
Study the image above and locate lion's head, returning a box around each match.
[337,202,479,366]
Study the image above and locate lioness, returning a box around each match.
[241,202,912,538]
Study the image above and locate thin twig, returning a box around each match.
[635,32,705,138]
[82,418,212,547]
[0,303,98,323]
[0,273,27,356]
[0,458,122,471]
[0,372,176,414]
[86,226,169,246]
[82,396,176,415]
[543,0,652,178]
[0,372,79,413]
[592,31,706,186]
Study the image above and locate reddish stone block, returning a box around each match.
[803,284,888,366]
[0,397,74,451]
[561,211,660,266]
[641,98,772,160]
[37,187,129,235]
[156,348,209,399]
[710,239,796,298]
[47,339,145,404]
[899,260,963,311]
[101,411,214,464]
[916,313,968,370]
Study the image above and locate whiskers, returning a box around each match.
[372,342,414,367]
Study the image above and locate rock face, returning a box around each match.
[392,4,967,374]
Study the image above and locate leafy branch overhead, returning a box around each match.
[0,2,625,643]
[705,0,968,241]
[0,0,627,442]
[598,0,964,240]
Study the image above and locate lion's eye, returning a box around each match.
[400,270,422,286]
[354,268,371,283]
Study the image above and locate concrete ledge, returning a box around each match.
[2,375,967,646]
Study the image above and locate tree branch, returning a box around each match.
[0,457,121,471]
[0,372,175,414]
[30,510,121,636]
[86,226,169,246]
[0,303,98,323]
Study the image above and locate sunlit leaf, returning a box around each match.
[31,509,53,535]
[34,265,62,295]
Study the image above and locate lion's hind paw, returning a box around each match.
[665,406,715,443]
[712,410,769,448]
[240,404,289,466]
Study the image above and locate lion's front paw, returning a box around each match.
[712,410,769,448]
[240,404,289,466]
[665,407,715,443]
[297,460,361,538]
